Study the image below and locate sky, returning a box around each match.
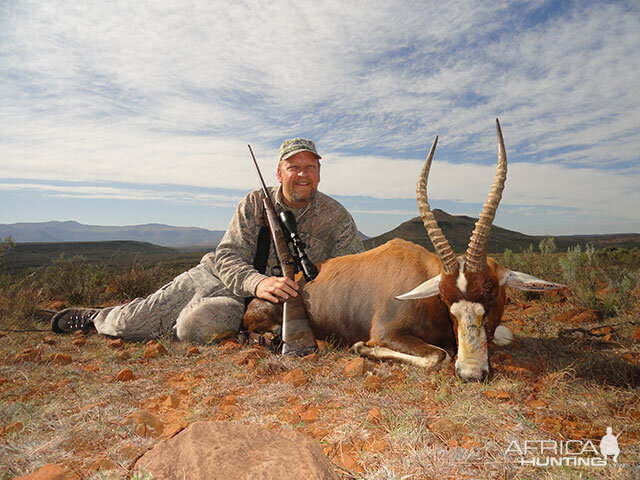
[1,0,639,238]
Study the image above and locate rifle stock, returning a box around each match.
[249,145,318,355]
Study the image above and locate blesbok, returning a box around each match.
[244,119,566,381]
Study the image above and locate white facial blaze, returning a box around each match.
[450,300,488,380]
[456,268,468,293]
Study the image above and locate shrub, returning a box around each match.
[0,236,15,266]
[43,254,98,305]
[559,244,639,317]
[0,273,41,329]
[106,261,167,301]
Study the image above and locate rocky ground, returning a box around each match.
[1,299,639,480]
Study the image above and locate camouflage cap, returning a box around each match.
[278,138,322,162]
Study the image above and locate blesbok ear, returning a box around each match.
[499,269,568,291]
[395,275,441,300]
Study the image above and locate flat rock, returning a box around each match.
[282,368,309,387]
[115,368,134,382]
[133,421,339,480]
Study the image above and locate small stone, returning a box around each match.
[316,340,329,353]
[188,346,200,356]
[143,343,168,359]
[42,336,57,345]
[303,352,319,363]
[366,407,382,424]
[222,395,237,406]
[555,308,601,324]
[282,368,308,387]
[528,399,547,408]
[163,394,180,408]
[116,350,131,360]
[131,411,164,436]
[301,405,320,423]
[82,365,100,372]
[336,450,363,472]
[49,353,72,365]
[345,357,368,377]
[109,338,123,349]
[428,418,459,437]
[115,369,134,382]
[218,338,241,351]
[72,338,86,346]
[201,395,218,406]
[12,463,80,480]
[364,372,383,391]
[13,348,43,363]
[3,421,23,435]
[365,438,387,453]
[483,390,512,401]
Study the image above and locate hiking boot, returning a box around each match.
[51,308,101,334]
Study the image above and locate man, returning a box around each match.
[51,138,364,342]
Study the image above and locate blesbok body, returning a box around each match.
[244,120,566,381]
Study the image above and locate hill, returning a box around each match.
[364,209,640,253]
[0,221,225,248]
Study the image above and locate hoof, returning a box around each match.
[350,341,366,354]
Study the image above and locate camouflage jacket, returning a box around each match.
[209,187,364,299]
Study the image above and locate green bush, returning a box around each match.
[107,261,167,301]
[559,244,639,317]
[0,236,15,266]
[0,273,40,329]
[43,254,98,305]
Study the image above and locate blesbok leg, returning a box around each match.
[352,332,450,370]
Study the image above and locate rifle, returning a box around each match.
[248,144,318,355]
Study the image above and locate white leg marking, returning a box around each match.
[351,342,450,371]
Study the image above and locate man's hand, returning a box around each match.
[256,276,299,303]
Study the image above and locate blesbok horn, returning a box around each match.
[417,136,459,274]
[465,118,507,272]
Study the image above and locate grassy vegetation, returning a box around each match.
[0,241,638,479]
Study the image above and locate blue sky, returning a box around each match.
[1,0,639,237]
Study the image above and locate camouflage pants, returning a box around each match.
[92,255,244,342]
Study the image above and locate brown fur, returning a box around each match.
[243,238,509,364]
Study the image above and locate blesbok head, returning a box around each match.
[396,119,566,381]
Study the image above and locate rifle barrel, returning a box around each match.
[248,145,275,208]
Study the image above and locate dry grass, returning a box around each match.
[1,295,639,480]
[1,248,639,479]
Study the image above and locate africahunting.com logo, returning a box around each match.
[505,426,624,467]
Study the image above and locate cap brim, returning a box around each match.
[281,148,322,162]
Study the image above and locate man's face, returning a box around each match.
[277,151,321,208]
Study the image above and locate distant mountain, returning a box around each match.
[364,209,640,253]
[0,221,225,248]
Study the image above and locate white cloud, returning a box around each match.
[0,182,241,207]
